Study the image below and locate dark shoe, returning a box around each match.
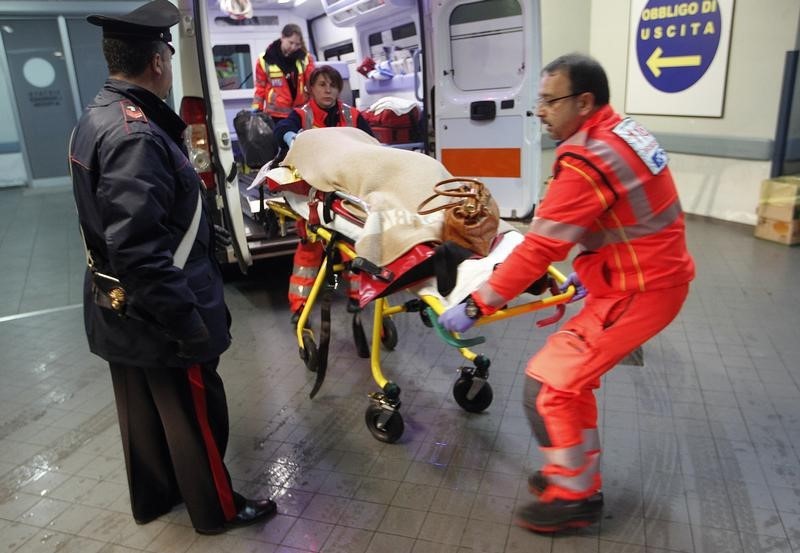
[346,298,361,313]
[195,498,277,535]
[290,308,303,326]
[515,495,603,533]
[528,470,548,495]
[528,471,603,504]
[135,512,168,525]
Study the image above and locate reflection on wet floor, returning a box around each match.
[1,186,800,552]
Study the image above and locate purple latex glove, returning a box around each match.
[439,303,476,333]
[560,272,587,302]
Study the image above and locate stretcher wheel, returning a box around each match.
[300,332,318,373]
[453,376,493,413]
[365,404,404,443]
[419,308,433,328]
[380,318,398,350]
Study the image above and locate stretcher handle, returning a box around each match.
[424,307,486,348]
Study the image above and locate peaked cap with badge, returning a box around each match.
[87,0,180,53]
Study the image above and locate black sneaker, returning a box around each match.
[515,495,603,533]
[528,471,603,505]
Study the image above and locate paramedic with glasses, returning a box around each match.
[439,53,695,533]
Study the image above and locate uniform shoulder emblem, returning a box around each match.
[119,100,148,124]
[612,117,667,175]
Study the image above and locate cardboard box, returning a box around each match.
[758,176,800,221]
[754,216,800,245]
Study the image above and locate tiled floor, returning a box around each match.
[1,185,800,552]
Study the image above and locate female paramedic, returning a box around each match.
[274,65,374,324]
[251,23,315,122]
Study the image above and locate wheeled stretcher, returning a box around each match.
[252,128,575,443]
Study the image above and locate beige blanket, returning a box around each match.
[283,127,452,266]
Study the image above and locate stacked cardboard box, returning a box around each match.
[755,176,800,245]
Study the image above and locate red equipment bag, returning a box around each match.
[362,106,421,145]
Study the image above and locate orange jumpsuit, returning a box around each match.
[251,46,314,120]
[287,100,365,313]
[473,105,695,500]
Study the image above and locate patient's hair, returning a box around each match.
[308,65,343,91]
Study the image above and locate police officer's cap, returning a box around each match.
[88,0,179,53]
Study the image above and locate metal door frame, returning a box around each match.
[0,1,141,187]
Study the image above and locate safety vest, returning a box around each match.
[295,99,359,130]
[474,105,694,312]
[252,52,313,118]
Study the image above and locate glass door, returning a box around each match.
[1,18,78,182]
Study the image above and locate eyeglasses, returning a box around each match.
[536,92,583,108]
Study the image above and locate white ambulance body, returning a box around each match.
[175,0,542,271]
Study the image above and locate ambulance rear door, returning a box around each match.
[432,0,542,219]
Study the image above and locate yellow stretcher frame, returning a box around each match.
[265,198,575,443]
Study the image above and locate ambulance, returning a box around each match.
[174,0,542,272]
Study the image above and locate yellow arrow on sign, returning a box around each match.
[646,46,702,77]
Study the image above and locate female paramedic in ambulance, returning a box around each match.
[274,65,374,324]
[439,53,695,533]
[251,23,315,122]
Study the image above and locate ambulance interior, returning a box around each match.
[208,0,425,163]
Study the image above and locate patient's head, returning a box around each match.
[308,65,343,109]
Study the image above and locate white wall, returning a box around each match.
[541,0,591,64]
[587,0,800,224]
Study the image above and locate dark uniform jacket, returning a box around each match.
[70,79,231,368]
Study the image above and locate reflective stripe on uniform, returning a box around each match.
[529,216,586,243]
[289,282,314,297]
[580,199,683,250]
[265,103,293,116]
[341,107,353,126]
[541,443,584,469]
[301,105,314,129]
[541,443,596,493]
[585,138,652,221]
[292,264,319,278]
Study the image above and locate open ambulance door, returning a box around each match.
[432,0,542,219]
[177,0,251,272]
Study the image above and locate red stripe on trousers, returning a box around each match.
[187,364,237,520]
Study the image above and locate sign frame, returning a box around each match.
[625,0,735,117]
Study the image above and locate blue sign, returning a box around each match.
[636,0,722,93]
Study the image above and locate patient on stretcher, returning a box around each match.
[253,126,549,311]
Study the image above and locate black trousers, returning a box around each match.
[109,359,243,530]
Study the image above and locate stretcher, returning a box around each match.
[252,129,575,443]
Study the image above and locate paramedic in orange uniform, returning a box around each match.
[438,53,695,533]
[274,65,374,323]
[251,23,314,122]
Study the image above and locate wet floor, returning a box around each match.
[1,186,800,552]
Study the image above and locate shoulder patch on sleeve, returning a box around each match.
[120,100,148,124]
[612,117,668,175]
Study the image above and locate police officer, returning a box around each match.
[70,0,276,534]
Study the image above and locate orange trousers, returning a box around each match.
[523,284,689,498]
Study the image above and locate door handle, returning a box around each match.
[470,101,496,121]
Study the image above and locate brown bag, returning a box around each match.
[417,177,500,256]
